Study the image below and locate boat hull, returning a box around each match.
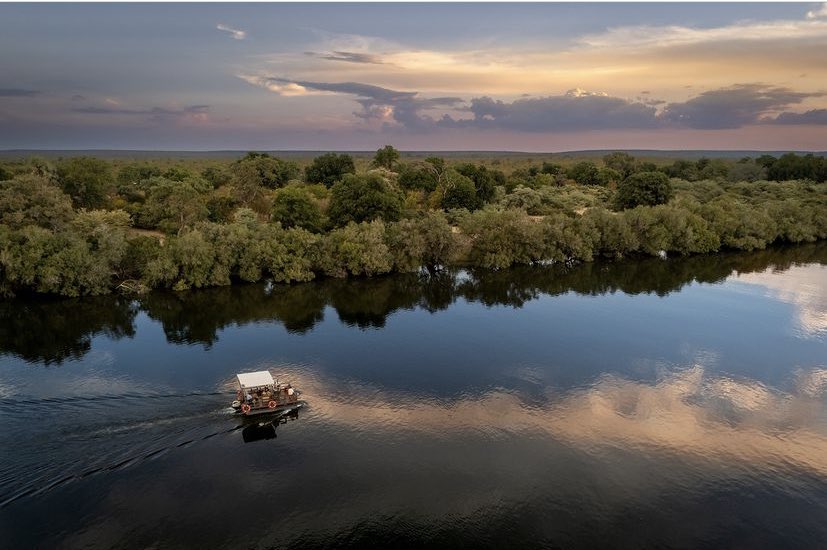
[234,400,304,416]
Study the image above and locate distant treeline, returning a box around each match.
[1,148,825,297]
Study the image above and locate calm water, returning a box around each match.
[2,244,827,549]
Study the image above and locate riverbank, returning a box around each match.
[2,188,826,298]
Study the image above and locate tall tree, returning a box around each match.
[372,145,400,170]
[304,153,356,187]
[615,172,674,210]
[57,156,113,208]
[328,173,403,227]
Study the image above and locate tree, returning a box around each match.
[272,185,325,232]
[456,163,502,203]
[140,177,209,234]
[615,171,674,210]
[304,153,356,187]
[232,152,300,190]
[117,163,162,185]
[566,161,602,185]
[201,165,231,188]
[597,167,623,187]
[372,145,400,170]
[57,156,113,208]
[602,152,638,179]
[328,173,403,227]
[439,169,480,211]
[0,175,75,230]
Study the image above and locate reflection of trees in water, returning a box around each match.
[0,295,137,365]
[461,244,827,305]
[4,243,826,363]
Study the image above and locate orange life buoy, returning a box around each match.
[268,400,276,409]
[241,403,251,414]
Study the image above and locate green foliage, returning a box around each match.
[140,177,209,234]
[455,163,503,203]
[201,165,231,188]
[272,185,325,232]
[231,153,300,209]
[0,210,129,297]
[581,208,639,259]
[328,173,403,227]
[319,221,393,277]
[439,169,479,211]
[372,145,401,170]
[501,185,543,213]
[385,212,458,272]
[2,152,827,297]
[305,153,356,187]
[765,153,826,182]
[117,163,162,185]
[0,175,75,230]
[567,161,602,185]
[206,194,239,223]
[615,171,674,210]
[57,156,113,208]
[460,209,546,269]
[602,152,638,179]
[727,160,765,183]
[398,162,440,192]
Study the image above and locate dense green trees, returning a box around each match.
[0,175,75,230]
[439,169,480,211]
[271,185,325,232]
[304,153,356,187]
[140,177,209,234]
[233,152,300,189]
[765,153,826,182]
[567,161,602,185]
[328,173,403,227]
[602,152,638,179]
[57,156,112,208]
[1,149,826,297]
[615,171,673,209]
[372,145,400,170]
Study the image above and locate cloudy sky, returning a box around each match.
[1,2,826,151]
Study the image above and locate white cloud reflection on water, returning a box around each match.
[733,263,827,337]
[289,362,827,480]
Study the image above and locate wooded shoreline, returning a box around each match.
[1,149,825,297]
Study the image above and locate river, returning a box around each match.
[1,244,827,548]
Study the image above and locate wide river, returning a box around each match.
[2,243,827,548]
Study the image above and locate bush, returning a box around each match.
[272,185,325,232]
[305,153,356,187]
[615,171,673,210]
[328,173,403,227]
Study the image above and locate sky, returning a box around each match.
[1,2,826,151]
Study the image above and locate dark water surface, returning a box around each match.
[2,244,827,549]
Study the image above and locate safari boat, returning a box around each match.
[231,371,301,416]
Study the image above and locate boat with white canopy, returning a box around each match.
[231,371,301,415]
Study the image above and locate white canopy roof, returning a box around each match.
[236,371,274,389]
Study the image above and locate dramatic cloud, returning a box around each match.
[660,84,821,129]
[216,23,246,40]
[450,90,659,132]
[243,75,827,134]
[305,50,385,64]
[241,75,463,130]
[771,109,827,125]
[0,88,40,97]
